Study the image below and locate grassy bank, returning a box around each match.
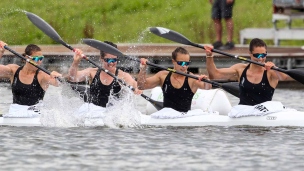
[0,0,303,46]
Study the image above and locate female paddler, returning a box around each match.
[0,41,62,117]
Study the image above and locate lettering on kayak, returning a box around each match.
[266,116,277,120]
[254,104,269,113]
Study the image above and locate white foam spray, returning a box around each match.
[102,85,142,128]
[40,82,85,127]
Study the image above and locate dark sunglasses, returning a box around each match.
[104,58,118,63]
[32,56,44,62]
[176,61,191,66]
[252,53,267,59]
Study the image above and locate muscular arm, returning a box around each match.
[137,67,163,90]
[40,73,59,88]
[119,72,137,88]
[0,65,13,79]
[269,70,290,84]
[68,48,91,82]
[196,79,212,90]
[68,60,92,82]
[206,57,242,81]
[189,74,212,93]
[0,64,18,79]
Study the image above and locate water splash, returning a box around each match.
[121,28,150,72]
[40,82,85,127]
[102,86,142,128]
[13,9,28,14]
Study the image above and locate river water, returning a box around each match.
[1,82,304,170]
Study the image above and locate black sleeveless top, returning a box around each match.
[239,64,275,105]
[89,68,121,107]
[12,66,45,106]
[161,72,194,112]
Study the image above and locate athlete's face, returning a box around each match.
[250,46,267,63]
[172,53,190,73]
[30,51,44,65]
[102,53,118,69]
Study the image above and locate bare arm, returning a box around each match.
[196,74,212,90]
[204,45,240,81]
[137,58,164,90]
[68,49,92,82]
[39,71,63,90]
[119,71,137,88]
[117,71,142,95]
[265,61,290,82]
[0,41,13,78]
[0,41,6,59]
[0,64,14,79]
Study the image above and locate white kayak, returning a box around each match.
[141,110,304,127]
[1,87,303,127]
[141,87,304,127]
[1,110,304,127]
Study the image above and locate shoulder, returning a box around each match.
[88,67,98,72]
[152,70,169,79]
[88,67,98,74]
[231,63,247,71]
[231,63,247,69]
[267,69,280,78]
[117,70,134,80]
[7,64,19,69]
[7,64,20,73]
[157,70,169,76]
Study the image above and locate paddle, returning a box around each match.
[82,38,240,98]
[3,45,63,82]
[26,12,163,110]
[149,27,304,85]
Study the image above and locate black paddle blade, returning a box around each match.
[221,82,240,98]
[285,68,304,85]
[26,12,65,44]
[149,27,192,45]
[82,39,123,57]
[141,94,163,111]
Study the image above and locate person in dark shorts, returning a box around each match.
[137,47,212,112]
[204,38,290,105]
[210,0,235,50]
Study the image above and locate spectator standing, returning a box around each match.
[210,0,235,50]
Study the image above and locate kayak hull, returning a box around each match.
[1,110,304,127]
[142,110,304,127]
